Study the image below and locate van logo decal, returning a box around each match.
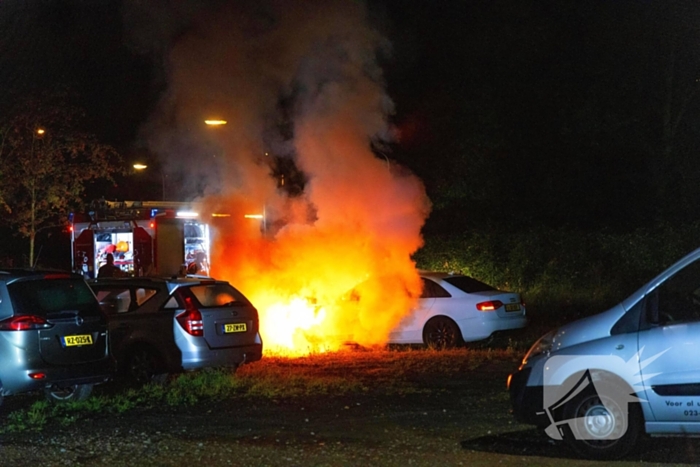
[541,347,669,441]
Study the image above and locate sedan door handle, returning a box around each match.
[616,344,624,350]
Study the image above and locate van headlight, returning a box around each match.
[521,329,556,366]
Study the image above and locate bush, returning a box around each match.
[414,222,700,325]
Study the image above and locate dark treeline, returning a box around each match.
[3,1,700,237]
[383,0,700,233]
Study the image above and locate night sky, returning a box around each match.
[2,0,700,237]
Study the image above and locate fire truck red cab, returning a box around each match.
[70,200,211,278]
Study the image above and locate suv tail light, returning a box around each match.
[476,300,503,312]
[0,315,53,330]
[176,297,204,336]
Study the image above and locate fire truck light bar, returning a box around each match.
[176,211,199,218]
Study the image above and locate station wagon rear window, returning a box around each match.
[187,283,250,308]
[8,278,101,316]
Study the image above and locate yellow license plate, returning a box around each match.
[224,323,247,333]
[62,334,93,346]
[505,304,521,312]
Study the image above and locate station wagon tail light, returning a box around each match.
[0,315,53,330]
[43,274,71,280]
[176,297,204,336]
[476,300,503,312]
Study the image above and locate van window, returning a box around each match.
[652,259,700,325]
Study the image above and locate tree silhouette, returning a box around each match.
[0,94,123,267]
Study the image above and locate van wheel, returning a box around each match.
[127,347,169,385]
[44,383,93,403]
[561,380,642,460]
[423,317,463,349]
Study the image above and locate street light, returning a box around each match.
[29,127,46,267]
[133,163,166,201]
[204,119,227,126]
[244,207,267,235]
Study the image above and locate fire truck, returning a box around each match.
[70,199,215,278]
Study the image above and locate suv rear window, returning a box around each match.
[443,276,496,294]
[8,279,101,316]
[187,283,250,308]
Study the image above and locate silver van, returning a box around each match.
[509,246,700,459]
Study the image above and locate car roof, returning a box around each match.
[0,269,82,280]
[418,270,463,280]
[88,275,225,286]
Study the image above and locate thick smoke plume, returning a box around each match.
[135,0,431,352]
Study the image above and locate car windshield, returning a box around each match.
[8,278,101,316]
[442,276,496,293]
[187,283,250,307]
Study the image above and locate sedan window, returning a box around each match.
[135,287,158,306]
[443,276,496,294]
[421,278,451,298]
[94,288,131,314]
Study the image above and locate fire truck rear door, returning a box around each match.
[156,218,185,276]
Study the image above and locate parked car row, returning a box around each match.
[0,269,263,407]
[0,266,526,410]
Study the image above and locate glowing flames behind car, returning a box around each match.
[141,1,433,356]
[207,191,427,357]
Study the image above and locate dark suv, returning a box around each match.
[0,270,111,404]
[88,276,263,383]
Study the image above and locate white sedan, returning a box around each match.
[388,271,527,348]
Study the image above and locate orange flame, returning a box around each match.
[205,176,428,357]
[157,0,432,357]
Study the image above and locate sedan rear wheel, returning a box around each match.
[423,317,463,349]
[127,347,168,385]
[44,383,93,403]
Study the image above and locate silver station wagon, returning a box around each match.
[89,276,263,383]
[0,270,111,404]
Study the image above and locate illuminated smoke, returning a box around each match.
[134,0,431,354]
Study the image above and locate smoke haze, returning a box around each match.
[128,0,432,352]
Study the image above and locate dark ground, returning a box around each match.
[1,353,700,466]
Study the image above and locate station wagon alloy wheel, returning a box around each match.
[127,347,168,385]
[44,383,93,403]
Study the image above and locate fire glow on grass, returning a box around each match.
[143,1,432,356]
